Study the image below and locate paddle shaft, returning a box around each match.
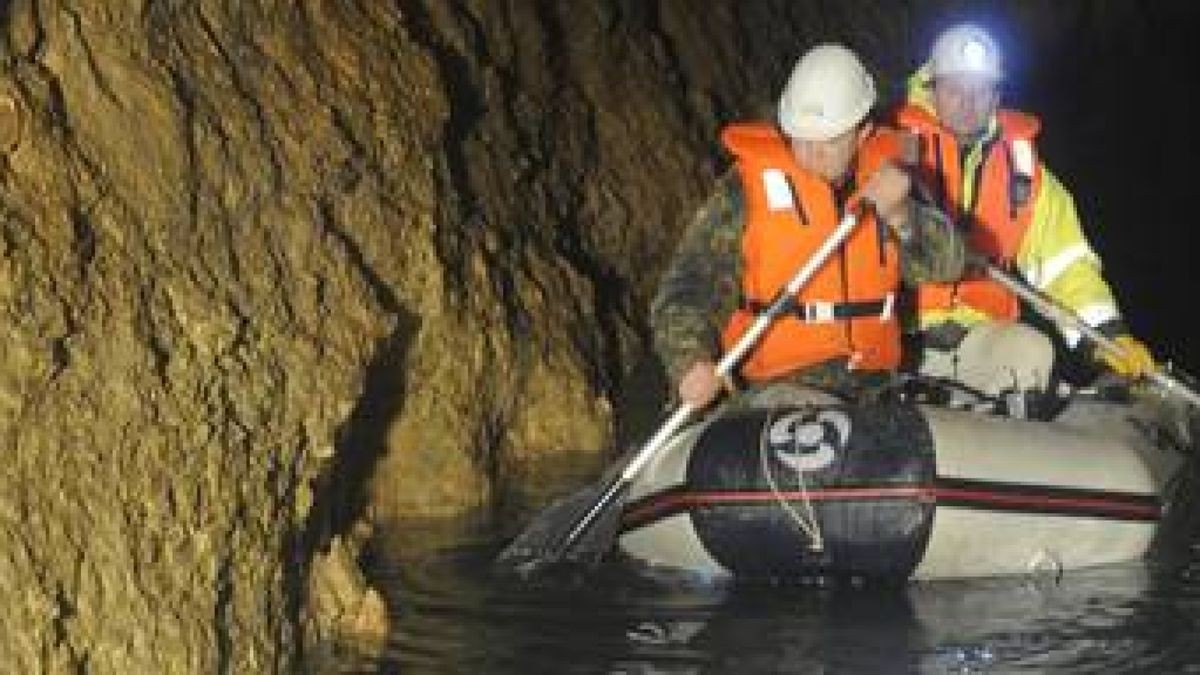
[558,211,864,552]
[982,263,1200,409]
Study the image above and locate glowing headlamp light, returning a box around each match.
[962,39,989,72]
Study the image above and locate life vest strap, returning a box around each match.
[742,296,893,324]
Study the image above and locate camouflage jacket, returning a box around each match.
[650,167,966,399]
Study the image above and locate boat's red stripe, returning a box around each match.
[623,485,1161,527]
[932,486,1161,517]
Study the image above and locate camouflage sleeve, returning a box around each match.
[649,170,746,383]
[896,201,966,285]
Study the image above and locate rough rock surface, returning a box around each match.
[1,1,1195,671]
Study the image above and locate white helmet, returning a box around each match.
[930,23,1003,80]
[777,44,876,141]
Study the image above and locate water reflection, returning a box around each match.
[345,517,1200,674]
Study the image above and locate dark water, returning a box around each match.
[340,514,1200,674]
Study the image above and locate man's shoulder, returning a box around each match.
[863,124,906,153]
[696,170,745,227]
[996,109,1041,140]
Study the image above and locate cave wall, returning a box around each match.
[0,2,432,670]
[1,0,1195,671]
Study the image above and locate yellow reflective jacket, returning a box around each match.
[899,63,1123,346]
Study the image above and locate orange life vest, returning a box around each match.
[718,122,902,380]
[895,105,1043,321]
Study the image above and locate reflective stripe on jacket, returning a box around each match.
[718,122,902,379]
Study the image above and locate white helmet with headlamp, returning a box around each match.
[930,23,1003,80]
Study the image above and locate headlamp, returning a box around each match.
[962,39,989,72]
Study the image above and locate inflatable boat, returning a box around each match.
[617,386,1194,581]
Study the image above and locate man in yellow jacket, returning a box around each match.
[894,22,1155,401]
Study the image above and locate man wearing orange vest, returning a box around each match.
[651,44,966,410]
[895,23,1156,400]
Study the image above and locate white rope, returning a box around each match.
[759,408,825,552]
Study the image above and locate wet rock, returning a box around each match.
[1,0,1192,671]
[304,534,389,666]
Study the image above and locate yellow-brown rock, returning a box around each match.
[1,1,1181,671]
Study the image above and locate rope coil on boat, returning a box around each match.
[759,407,826,552]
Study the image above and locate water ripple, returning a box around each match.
[349,517,1200,674]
